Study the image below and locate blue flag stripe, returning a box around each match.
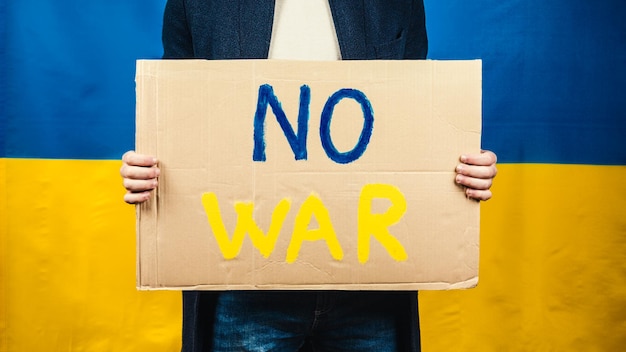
[1,0,625,165]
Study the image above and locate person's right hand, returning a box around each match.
[120,151,160,204]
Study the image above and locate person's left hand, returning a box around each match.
[455,150,497,201]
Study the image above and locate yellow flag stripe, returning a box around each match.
[2,159,625,351]
[421,163,626,351]
[1,158,181,351]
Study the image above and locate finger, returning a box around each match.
[456,163,498,179]
[123,177,158,193]
[120,163,160,180]
[460,150,497,166]
[456,174,493,191]
[465,188,493,202]
[124,191,153,204]
[122,150,158,167]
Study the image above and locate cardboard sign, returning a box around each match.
[135,59,482,291]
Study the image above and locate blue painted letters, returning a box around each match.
[253,84,310,161]
[320,89,374,164]
[253,84,374,164]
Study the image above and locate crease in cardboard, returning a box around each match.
[137,276,478,291]
[432,60,482,135]
[249,170,457,175]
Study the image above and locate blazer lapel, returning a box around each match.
[328,0,368,59]
[239,0,276,58]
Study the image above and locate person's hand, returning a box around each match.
[120,151,160,204]
[455,150,497,201]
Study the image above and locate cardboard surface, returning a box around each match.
[135,59,482,290]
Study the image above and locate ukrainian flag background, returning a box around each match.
[1,0,625,351]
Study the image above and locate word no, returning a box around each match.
[253,84,374,164]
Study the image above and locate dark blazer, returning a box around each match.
[161,1,428,351]
[163,0,427,60]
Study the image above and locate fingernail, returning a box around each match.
[460,155,468,163]
[456,164,463,172]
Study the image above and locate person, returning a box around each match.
[120,1,498,351]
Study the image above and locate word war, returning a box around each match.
[201,184,408,264]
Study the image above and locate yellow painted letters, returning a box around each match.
[286,193,344,263]
[357,184,408,263]
[202,184,408,263]
[201,192,290,259]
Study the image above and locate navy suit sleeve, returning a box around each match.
[162,0,194,58]
[405,0,428,59]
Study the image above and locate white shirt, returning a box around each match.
[268,0,342,61]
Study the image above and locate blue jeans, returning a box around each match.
[212,291,409,352]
